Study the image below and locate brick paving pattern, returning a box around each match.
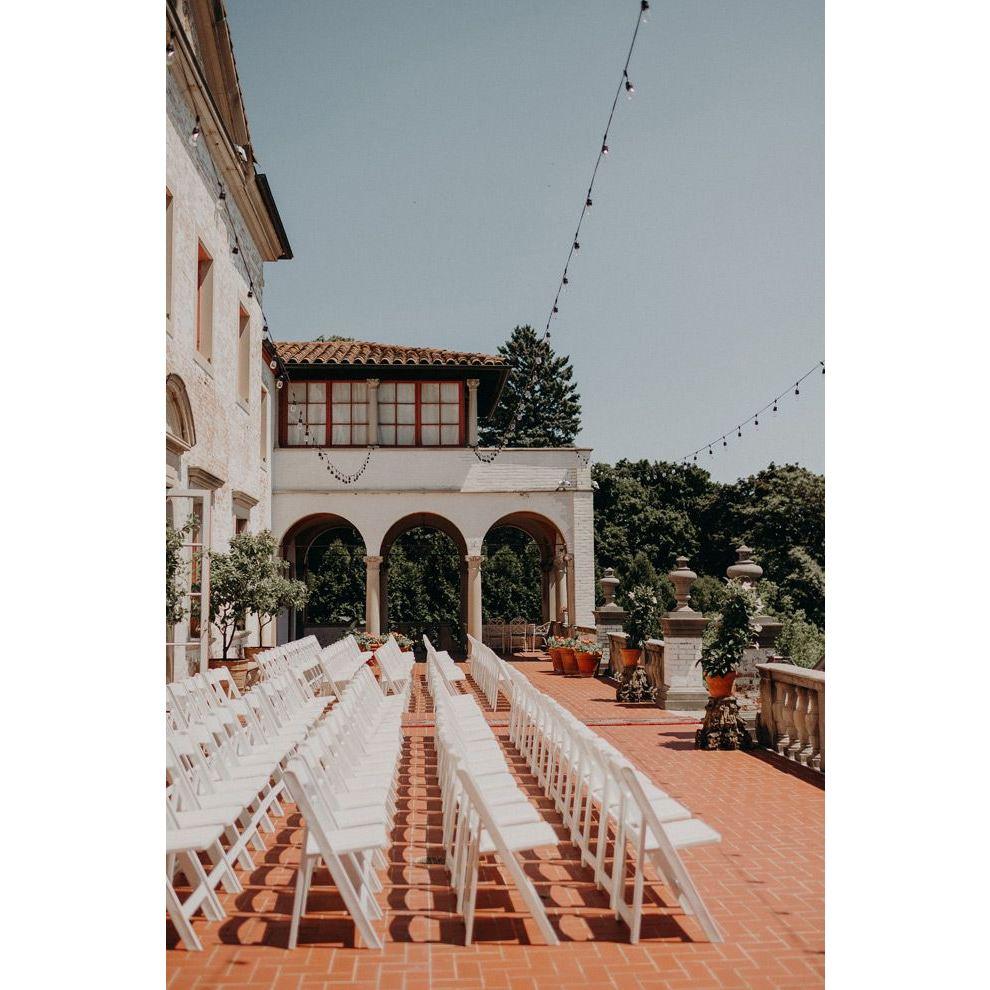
[168,660,824,989]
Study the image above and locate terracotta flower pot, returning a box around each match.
[576,651,600,677]
[560,648,579,676]
[548,647,564,674]
[208,656,258,691]
[620,647,641,669]
[705,672,737,698]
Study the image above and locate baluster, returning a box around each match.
[800,688,818,766]
[787,686,806,761]
[757,670,775,747]
[775,680,791,755]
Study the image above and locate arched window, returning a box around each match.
[166,374,196,453]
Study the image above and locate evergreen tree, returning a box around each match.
[478,325,582,447]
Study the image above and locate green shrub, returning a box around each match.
[774,611,825,668]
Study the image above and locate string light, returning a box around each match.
[166,39,176,62]
[190,116,200,145]
[678,361,824,463]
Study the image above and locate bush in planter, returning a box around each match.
[698,580,762,681]
[209,531,305,660]
[622,584,662,652]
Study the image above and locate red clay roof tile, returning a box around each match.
[276,339,504,367]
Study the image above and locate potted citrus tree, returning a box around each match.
[622,584,661,668]
[697,580,762,697]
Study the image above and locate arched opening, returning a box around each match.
[166,374,196,487]
[482,512,568,652]
[379,513,468,657]
[279,514,367,644]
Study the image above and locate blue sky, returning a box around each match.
[227,0,823,480]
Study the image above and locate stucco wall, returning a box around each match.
[166,100,273,668]
[271,447,596,626]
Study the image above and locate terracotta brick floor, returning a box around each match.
[168,661,824,989]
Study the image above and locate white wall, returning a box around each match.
[271,446,596,625]
[166,109,273,667]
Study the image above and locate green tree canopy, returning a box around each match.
[478,325,581,447]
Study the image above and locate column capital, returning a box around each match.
[466,378,480,390]
[465,554,483,570]
[366,377,380,388]
[364,554,384,569]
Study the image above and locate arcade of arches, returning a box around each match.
[278,510,578,653]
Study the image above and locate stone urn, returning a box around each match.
[669,556,698,611]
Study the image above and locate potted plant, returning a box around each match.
[250,573,309,661]
[622,584,661,668]
[388,631,414,653]
[355,631,385,659]
[574,636,602,677]
[559,637,579,676]
[546,635,567,673]
[697,580,762,697]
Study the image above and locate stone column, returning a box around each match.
[565,552,577,634]
[552,554,567,625]
[727,545,783,691]
[466,379,480,445]
[659,556,709,712]
[465,554,483,642]
[364,555,383,634]
[539,559,553,622]
[593,567,628,676]
[366,378,380,446]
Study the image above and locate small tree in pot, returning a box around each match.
[697,580,762,696]
[253,573,309,655]
[621,585,661,668]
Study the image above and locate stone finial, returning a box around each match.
[669,556,698,612]
[727,545,763,586]
[599,567,620,608]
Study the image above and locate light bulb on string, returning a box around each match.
[624,74,635,99]
[552,305,558,314]
[232,244,239,255]
[573,240,580,250]
[601,143,609,156]
[218,187,226,201]
[247,289,253,299]
[773,401,778,412]
[275,379,283,390]
[795,383,800,396]
[709,446,713,456]
[821,363,826,375]
[586,197,593,209]
[737,427,742,438]
[754,415,759,427]
[166,39,175,62]
[722,438,727,447]
[562,274,569,285]
[190,116,201,145]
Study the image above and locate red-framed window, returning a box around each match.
[281,380,463,447]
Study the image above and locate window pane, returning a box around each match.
[441,404,459,424]
[396,382,415,403]
[421,404,439,424]
[421,425,440,445]
[352,382,367,401]
[379,403,395,424]
[441,382,459,402]
[422,383,440,402]
[288,424,305,445]
[309,382,326,401]
[351,425,367,445]
[397,404,415,425]
[397,425,416,445]
[332,382,350,400]
[331,424,350,445]
[378,424,396,445]
[289,383,306,403]
[307,403,326,424]
[379,382,395,401]
[309,425,326,444]
[288,403,303,423]
[352,403,368,423]
[440,425,459,445]
[332,402,351,423]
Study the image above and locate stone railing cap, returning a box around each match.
[756,662,825,685]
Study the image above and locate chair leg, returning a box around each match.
[288,853,315,949]
[166,879,203,951]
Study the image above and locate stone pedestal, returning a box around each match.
[593,568,627,675]
[725,546,782,692]
[695,697,754,750]
[658,557,709,712]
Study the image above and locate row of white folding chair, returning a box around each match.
[285,664,406,949]
[374,635,415,699]
[429,660,561,945]
[466,633,510,710]
[502,669,723,943]
[319,635,375,698]
[257,636,327,696]
[166,663,330,949]
[422,635,466,683]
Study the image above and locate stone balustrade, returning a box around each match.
[642,638,666,703]
[756,663,825,772]
[606,631,630,678]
